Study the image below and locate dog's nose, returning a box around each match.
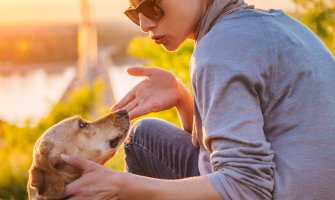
[117,110,128,116]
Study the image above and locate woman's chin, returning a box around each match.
[162,42,181,52]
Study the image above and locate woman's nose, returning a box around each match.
[139,13,157,32]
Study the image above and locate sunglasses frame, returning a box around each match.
[124,0,164,26]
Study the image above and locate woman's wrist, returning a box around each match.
[119,173,221,200]
[175,81,191,109]
[119,172,159,200]
[175,80,194,133]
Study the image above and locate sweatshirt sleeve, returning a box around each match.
[195,57,275,199]
[191,21,279,197]
[190,10,280,199]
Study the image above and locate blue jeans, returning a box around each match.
[124,118,200,179]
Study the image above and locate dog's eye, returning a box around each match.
[79,120,89,128]
[109,138,119,148]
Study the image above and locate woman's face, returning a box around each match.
[128,0,208,51]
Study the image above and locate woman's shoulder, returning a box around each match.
[193,9,288,63]
[191,9,287,76]
[199,9,286,45]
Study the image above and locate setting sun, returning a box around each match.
[16,40,30,53]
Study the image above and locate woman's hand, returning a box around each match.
[111,67,188,119]
[61,154,126,200]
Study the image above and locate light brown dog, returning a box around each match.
[27,110,130,200]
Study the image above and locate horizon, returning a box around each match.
[0,0,295,25]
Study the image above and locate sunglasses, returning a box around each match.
[124,0,164,26]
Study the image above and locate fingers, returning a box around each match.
[127,67,152,77]
[121,99,138,113]
[61,154,96,174]
[112,67,158,112]
[64,178,81,198]
[111,67,146,111]
[111,89,136,112]
[115,98,151,120]
[128,104,150,119]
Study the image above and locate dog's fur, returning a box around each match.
[27,110,129,200]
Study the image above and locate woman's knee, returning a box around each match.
[125,118,164,147]
[124,118,170,176]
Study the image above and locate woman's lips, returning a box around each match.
[153,36,165,44]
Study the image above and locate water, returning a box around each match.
[0,66,76,124]
[0,65,142,125]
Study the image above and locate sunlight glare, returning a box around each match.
[16,40,30,53]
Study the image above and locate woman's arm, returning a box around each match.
[175,81,194,133]
[61,155,221,200]
[120,172,221,200]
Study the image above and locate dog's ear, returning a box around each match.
[28,144,66,199]
[28,165,65,200]
[27,165,44,200]
[40,170,65,199]
[30,166,44,191]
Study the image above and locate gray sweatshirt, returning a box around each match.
[191,9,335,200]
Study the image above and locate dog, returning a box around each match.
[27,110,130,200]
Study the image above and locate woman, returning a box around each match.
[62,0,335,199]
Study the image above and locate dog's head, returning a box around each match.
[27,110,129,200]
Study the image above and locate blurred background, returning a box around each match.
[0,0,334,199]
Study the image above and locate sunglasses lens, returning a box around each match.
[124,9,140,25]
[124,0,164,26]
[141,1,164,21]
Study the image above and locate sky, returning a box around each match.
[0,0,295,25]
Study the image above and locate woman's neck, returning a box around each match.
[188,0,214,41]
